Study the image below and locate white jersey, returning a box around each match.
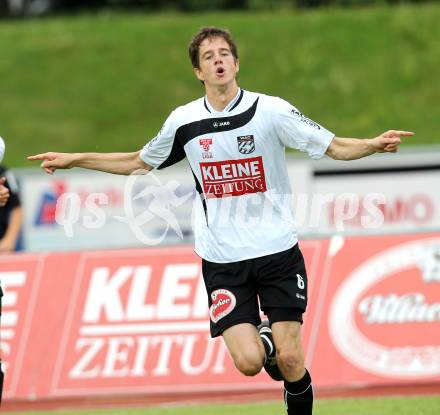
[140,89,334,263]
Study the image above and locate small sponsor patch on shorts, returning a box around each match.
[210,289,237,323]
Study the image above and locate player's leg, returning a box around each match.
[256,244,313,414]
[222,323,265,376]
[272,320,313,415]
[272,320,305,380]
[257,320,284,380]
[202,257,264,376]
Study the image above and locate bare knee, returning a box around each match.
[271,321,305,381]
[222,323,265,377]
[233,352,264,376]
[277,348,304,380]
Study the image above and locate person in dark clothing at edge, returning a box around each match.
[0,165,23,253]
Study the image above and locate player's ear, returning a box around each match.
[194,67,204,82]
[235,59,240,74]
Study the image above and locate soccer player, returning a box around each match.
[28,27,414,414]
[0,166,23,253]
[0,178,9,207]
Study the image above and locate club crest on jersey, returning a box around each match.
[237,135,255,154]
[199,137,213,159]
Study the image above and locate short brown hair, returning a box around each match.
[188,26,238,69]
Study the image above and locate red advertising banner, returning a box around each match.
[0,255,45,398]
[1,233,439,401]
[307,234,440,387]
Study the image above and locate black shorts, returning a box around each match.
[202,243,308,337]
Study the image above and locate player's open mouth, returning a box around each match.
[216,67,225,76]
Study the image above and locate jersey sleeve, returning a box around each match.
[274,97,335,159]
[139,110,184,169]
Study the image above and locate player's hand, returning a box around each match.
[0,177,10,207]
[371,130,415,153]
[0,236,15,254]
[27,152,76,175]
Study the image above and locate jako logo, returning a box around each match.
[328,237,440,378]
[213,121,230,128]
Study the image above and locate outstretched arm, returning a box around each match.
[326,130,414,161]
[27,151,152,175]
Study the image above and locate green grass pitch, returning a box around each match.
[1,3,440,167]
[2,396,440,415]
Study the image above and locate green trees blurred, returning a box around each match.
[0,0,438,17]
[1,0,434,17]
[107,0,434,11]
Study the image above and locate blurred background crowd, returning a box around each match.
[0,0,434,17]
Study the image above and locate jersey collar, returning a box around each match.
[204,88,244,114]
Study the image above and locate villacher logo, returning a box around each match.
[329,237,440,379]
[210,289,236,324]
[200,156,267,198]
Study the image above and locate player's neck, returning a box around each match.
[205,82,239,112]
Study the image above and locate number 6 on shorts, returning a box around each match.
[296,273,305,290]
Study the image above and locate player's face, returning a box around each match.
[194,37,239,88]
